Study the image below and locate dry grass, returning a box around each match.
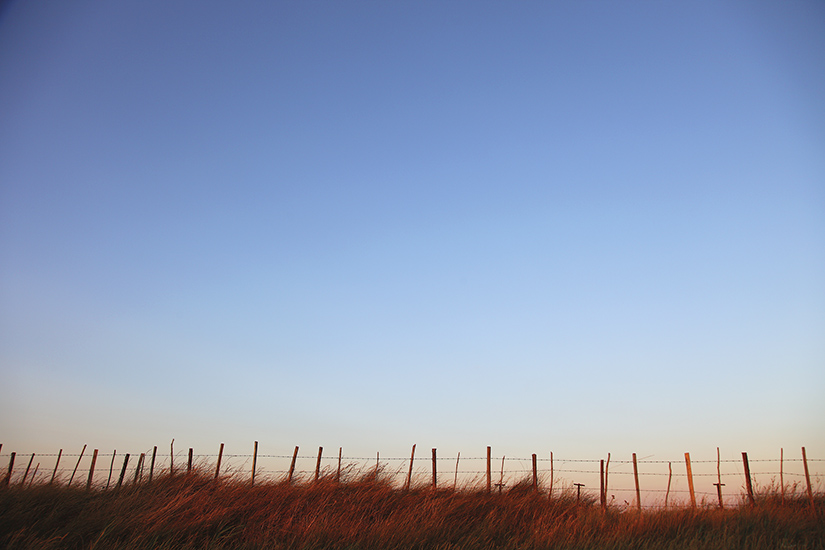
[1,469,823,549]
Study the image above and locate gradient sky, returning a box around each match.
[1,0,824,486]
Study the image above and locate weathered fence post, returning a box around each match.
[665,462,672,508]
[632,453,641,512]
[215,443,224,479]
[486,446,492,493]
[454,452,460,489]
[337,447,342,483]
[188,448,193,474]
[574,483,584,504]
[549,451,554,500]
[604,453,611,503]
[29,463,39,486]
[69,445,87,487]
[432,448,437,489]
[149,446,157,482]
[713,447,725,509]
[780,448,785,502]
[117,454,130,488]
[288,446,298,483]
[532,454,538,493]
[251,441,258,486]
[50,449,62,485]
[4,452,15,487]
[107,451,116,489]
[135,453,145,485]
[170,439,175,476]
[86,450,98,490]
[742,452,755,506]
[685,453,696,509]
[405,444,416,490]
[600,459,605,510]
[22,453,35,486]
[315,447,323,481]
[802,447,814,511]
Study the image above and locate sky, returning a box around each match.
[1,0,824,496]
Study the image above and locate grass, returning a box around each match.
[1,469,823,549]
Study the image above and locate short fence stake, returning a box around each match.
[685,453,696,510]
[215,443,224,479]
[713,447,725,509]
[117,454,130,489]
[742,452,755,506]
[50,449,62,485]
[5,452,15,486]
[149,446,157,482]
[251,441,258,486]
[632,453,641,512]
[431,448,437,489]
[107,451,116,489]
[532,454,538,493]
[69,444,87,487]
[22,453,35,486]
[188,448,193,474]
[574,482,584,504]
[486,446,492,493]
[802,446,814,511]
[315,446,323,481]
[287,446,298,483]
[86,449,98,490]
[405,444,416,490]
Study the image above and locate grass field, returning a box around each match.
[1,469,823,549]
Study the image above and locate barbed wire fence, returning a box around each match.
[1,442,821,510]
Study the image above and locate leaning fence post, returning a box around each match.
[665,462,672,508]
[215,443,224,479]
[69,445,87,487]
[486,446,492,493]
[802,447,814,511]
[288,446,298,483]
[86,450,98,490]
[4,452,15,487]
[22,453,35,486]
[315,447,323,481]
[107,451,116,489]
[432,448,437,489]
[454,452,460,489]
[134,453,145,485]
[149,446,157,482]
[685,453,696,510]
[50,449,62,485]
[742,452,755,506]
[406,444,416,490]
[632,453,641,512]
[117,454,130,489]
[251,441,258,486]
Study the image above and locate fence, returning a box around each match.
[1,442,821,510]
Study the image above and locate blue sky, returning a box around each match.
[1,0,824,487]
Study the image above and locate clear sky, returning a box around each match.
[1,0,824,490]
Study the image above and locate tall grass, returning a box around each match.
[1,468,822,549]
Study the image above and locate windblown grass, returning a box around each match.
[1,469,822,549]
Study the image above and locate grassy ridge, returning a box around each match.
[1,470,823,549]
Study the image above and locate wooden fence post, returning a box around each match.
[288,446,298,483]
[117,454,130,489]
[337,447,342,483]
[406,444,416,490]
[486,446,492,493]
[802,447,814,511]
[22,453,35,486]
[149,446,157,482]
[50,449,62,485]
[604,453,611,502]
[549,451,554,500]
[251,441,258,486]
[532,454,538,493]
[432,448,437,489]
[29,463,39,486]
[5,452,15,487]
[135,453,145,485]
[665,462,672,508]
[107,451,116,489]
[69,445,87,487]
[454,452,460,489]
[780,448,785,502]
[215,443,224,479]
[86,450,98,490]
[600,459,605,510]
[498,456,506,494]
[170,439,175,476]
[188,448,193,474]
[713,447,725,509]
[742,452,755,506]
[685,453,696,510]
[632,453,641,512]
[315,447,323,481]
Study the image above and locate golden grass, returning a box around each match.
[1,469,822,549]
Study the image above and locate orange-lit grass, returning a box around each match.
[1,469,822,549]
